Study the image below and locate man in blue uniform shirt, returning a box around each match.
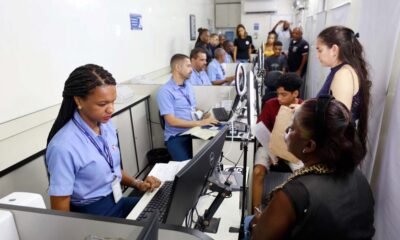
[157,54,218,161]
[188,48,212,86]
[207,48,236,85]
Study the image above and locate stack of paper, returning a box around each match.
[148,160,190,182]
[181,126,219,140]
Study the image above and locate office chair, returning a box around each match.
[261,71,282,108]
[158,111,165,130]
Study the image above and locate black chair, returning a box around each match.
[261,71,282,108]
[159,111,165,130]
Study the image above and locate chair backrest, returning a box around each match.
[262,71,282,108]
[159,111,165,130]
[264,71,282,91]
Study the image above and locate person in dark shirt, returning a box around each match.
[233,24,253,63]
[264,41,287,73]
[251,97,374,240]
[287,27,309,77]
[194,28,213,64]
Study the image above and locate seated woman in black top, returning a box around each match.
[251,96,375,240]
[233,24,252,63]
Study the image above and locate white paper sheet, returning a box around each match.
[254,121,271,148]
[147,160,190,182]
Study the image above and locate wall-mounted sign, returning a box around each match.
[130,13,143,30]
[254,23,260,31]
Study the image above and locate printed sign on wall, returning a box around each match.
[130,13,143,30]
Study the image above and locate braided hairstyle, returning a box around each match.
[47,64,116,145]
[195,28,209,46]
[317,26,371,154]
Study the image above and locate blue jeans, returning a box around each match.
[165,134,193,161]
[243,215,255,240]
[71,194,139,218]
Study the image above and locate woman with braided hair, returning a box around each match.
[250,96,374,240]
[46,64,160,218]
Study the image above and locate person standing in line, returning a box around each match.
[316,25,371,153]
[264,31,278,57]
[272,20,292,55]
[195,28,213,65]
[233,24,253,63]
[287,27,309,78]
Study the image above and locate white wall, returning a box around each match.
[0,0,214,124]
[303,1,400,238]
[240,0,294,48]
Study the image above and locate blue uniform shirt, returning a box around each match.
[189,70,212,86]
[46,111,122,206]
[157,78,197,141]
[224,53,233,63]
[207,59,226,83]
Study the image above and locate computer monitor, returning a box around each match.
[133,210,159,240]
[163,126,229,226]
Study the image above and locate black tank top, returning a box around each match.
[282,169,375,240]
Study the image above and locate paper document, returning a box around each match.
[269,106,300,163]
[181,126,219,140]
[148,160,190,182]
[254,122,271,148]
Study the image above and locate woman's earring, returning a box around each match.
[302,149,306,154]
[78,105,82,110]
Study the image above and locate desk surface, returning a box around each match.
[127,166,244,240]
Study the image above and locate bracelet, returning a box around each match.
[132,179,143,188]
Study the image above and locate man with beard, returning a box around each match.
[157,54,218,161]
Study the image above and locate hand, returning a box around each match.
[289,103,302,112]
[250,206,263,231]
[145,176,161,190]
[200,116,219,126]
[295,70,301,77]
[133,176,160,192]
[226,76,235,83]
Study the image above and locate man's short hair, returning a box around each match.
[190,48,207,59]
[274,41,283,47]
[214,48,225,58]
[276,73,302,92]
[210,33,218,38]
[170,54,189,69]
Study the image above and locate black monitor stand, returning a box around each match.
[195,182,232,233]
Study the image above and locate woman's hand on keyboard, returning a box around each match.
[143,176,161,192]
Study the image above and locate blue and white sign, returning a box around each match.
[254,23,260,31]
[130,13,143,30]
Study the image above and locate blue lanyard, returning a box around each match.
[178,86,192,106]
[194,70,205,84]
[72,117,114,173]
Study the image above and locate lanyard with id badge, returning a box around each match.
[72,117,122,204]
[178,86,202,120]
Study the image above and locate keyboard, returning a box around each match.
[212,107,230,121]
[136,181,173,223]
